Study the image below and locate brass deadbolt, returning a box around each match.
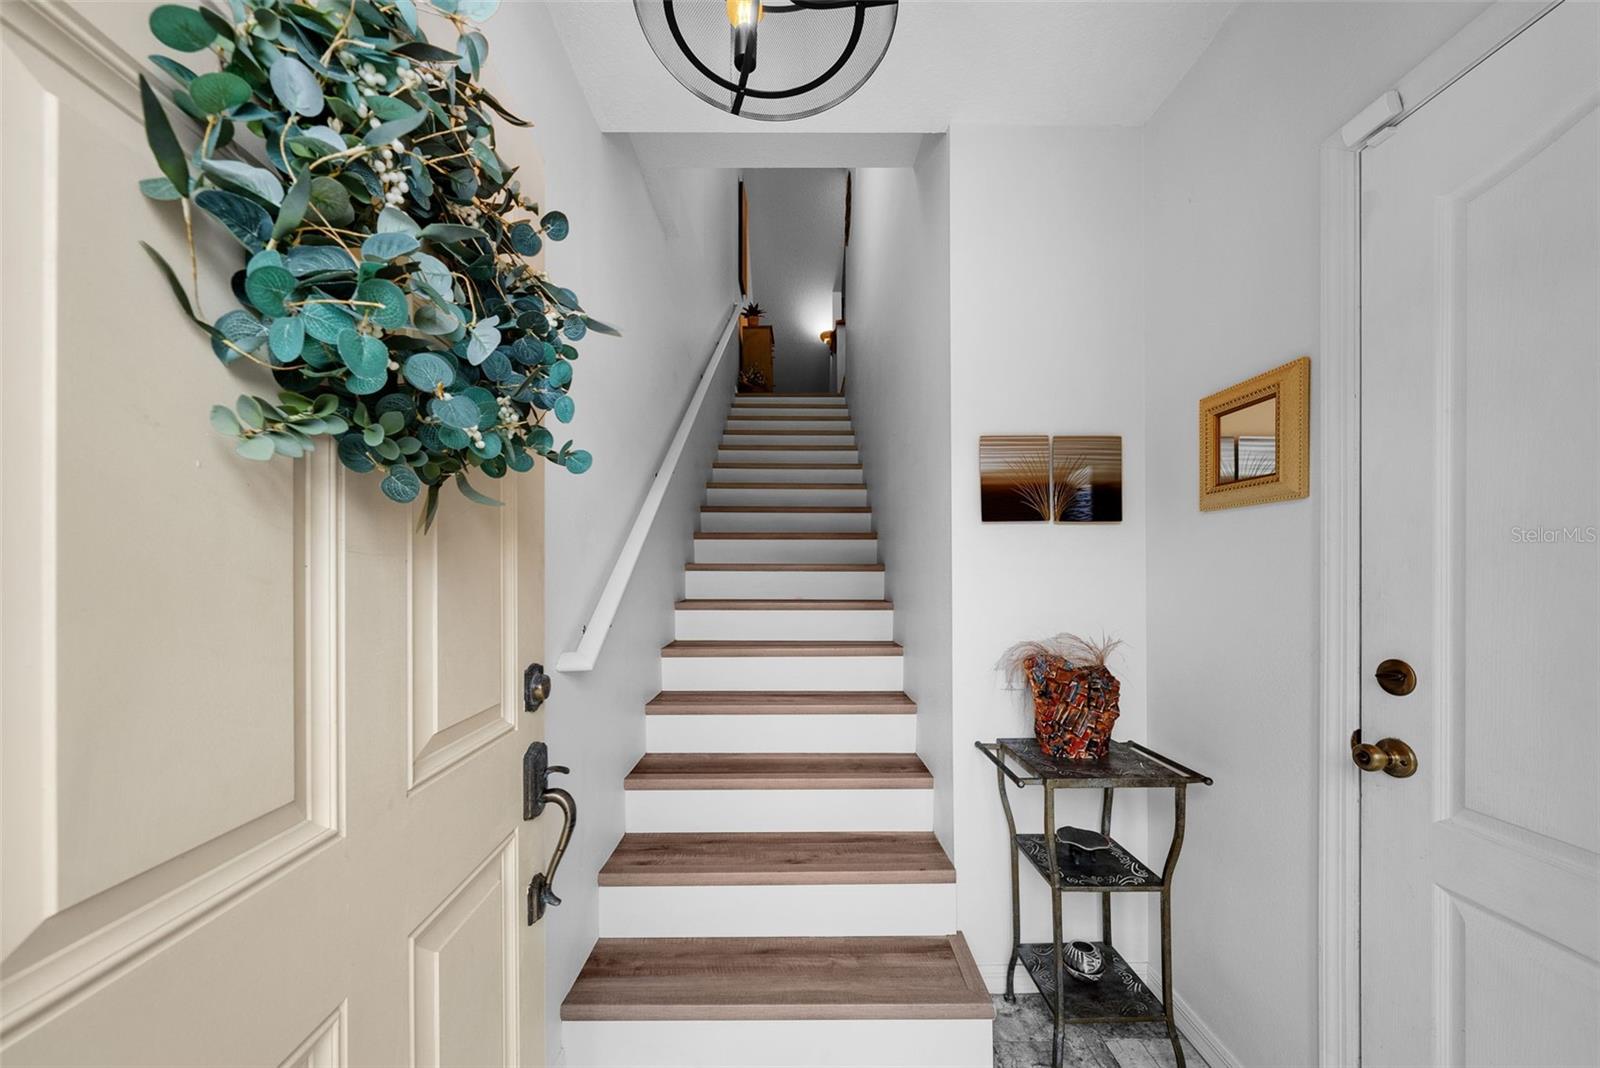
[1350,731,1419,778]
[1374,658,1417,696]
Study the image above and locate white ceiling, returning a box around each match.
[545,1,1237,133]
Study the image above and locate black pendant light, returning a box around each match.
[635,0,899,121]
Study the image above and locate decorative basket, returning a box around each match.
[1023,654,1120,761]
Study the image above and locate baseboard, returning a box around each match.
[1137,963,1243,1068]
[981,959,1241,1068]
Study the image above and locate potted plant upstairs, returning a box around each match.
[998,633,1124,761]
[740,302,764,327]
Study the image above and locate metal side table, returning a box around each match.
[975,738,1211,1068]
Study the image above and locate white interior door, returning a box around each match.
[1359,2,1599,1063]
[0,4,548,1064]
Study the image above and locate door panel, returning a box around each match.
[1,3,549,1063]
[1360,3,1600,1063]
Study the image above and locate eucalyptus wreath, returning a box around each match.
[137,0,615,527]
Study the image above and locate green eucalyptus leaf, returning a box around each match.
[307,176,355,226]
[564,449,592,474]
[509,221,542,257]
[138,75,189,193]
[236,394,266,430]
[285,244,357,277]
[363,110,426,146]
[581,315,621,337]
[465,316,501,365]
[429,394,479,429]
[337,329,388,378]
[203,159,285,206]
[365,96,418,122]
[402,351,452,391]
[269,316,306,362]
[541,211,569,241]
[553,394,575,423]
[189,71,252,115]
[139,176,183,201]
[362,424,384,447]
[301,299,356,342]
[378,410,406,435]
[347,372,388,396]
[213,310,268,363]
[377,207,421,235]
[420,223,487,244]
[269,55,324,117]
[209,405,242,436]
[244,265,297,316]
[273,170,313,240]
[413,301,460,336]
[391,41,459,63]
[361,231,419,262]
[194,189,272,252]
[236,434,277,461]
[337,434,376,472]
[149,5,218,51]
[356,278,409,328]
[455,471,504,506]
[148,54,199,85]
[561,316,587,341]
[380,464,422,503]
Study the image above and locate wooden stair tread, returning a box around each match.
[625,752,931,790]
[686,563,884,571]
[662,640,902,657]
[713,462,863,470]
[708,482,865,490]
[599,832,954,886]
[724,430,855,436]
[702,506,872,513]
[728,415,854,421]
[716,446,860,452]
[675,599,892,610]
[693,532,876,540]
[561,935,992,1021]
[646,691,917,715]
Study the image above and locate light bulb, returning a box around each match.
[726,0,761,27]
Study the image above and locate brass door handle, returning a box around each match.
[1374,658,1417,696]
[1350,731,1419,778]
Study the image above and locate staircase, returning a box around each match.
[562,393,993,1068]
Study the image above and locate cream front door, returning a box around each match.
[1,3,549,1064]
[1359,2,1599,1063]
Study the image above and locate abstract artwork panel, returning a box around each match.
[1051,435,1123,523]
[979,435,1051,522]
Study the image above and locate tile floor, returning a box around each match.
[993,995,1208,1068]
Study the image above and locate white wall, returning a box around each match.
[509,5,739,1061]
[1141,4,1487,1064]
[946,127,1150,981]
[845,137,955,852]
[745,169,846,393]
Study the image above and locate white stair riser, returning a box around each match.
[646,712,914,752]
[706,486,868,507]
[624,787,933,832]
[700,510,873,532]
[692,539,878,565]
[717,448,860,464]
[712,466,865,484]
[563,1019,991,1068]
[599,883,955,938]
[733,394,847,404]
[723,433,856,446]
[684,569,885,599]
[674,608,893,640]
[726,419,853,431]
[660,655,904,691]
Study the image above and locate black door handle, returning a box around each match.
[523,742,575,926]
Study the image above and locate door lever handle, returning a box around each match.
[523,742,576,926]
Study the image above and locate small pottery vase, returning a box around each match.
[1024,654,1121,761]
[1063,940,1105,983]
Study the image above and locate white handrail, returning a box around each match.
[555,304,742,673]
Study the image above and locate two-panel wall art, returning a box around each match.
[978,435,1123,523]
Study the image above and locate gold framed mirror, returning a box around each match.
[1198,356,1310,511]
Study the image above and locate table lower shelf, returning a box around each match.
[1015,942,1165,1025]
